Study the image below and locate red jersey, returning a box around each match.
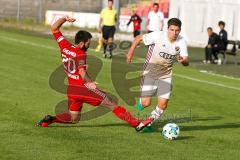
[127,14,142,31]
[53,32,86,86]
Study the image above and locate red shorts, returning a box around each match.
[67,85,106,111]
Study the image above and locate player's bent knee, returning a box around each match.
[157,99,169,110]
[141,100,151,107]
[108,38,113,43]
[102,39,107,44]
[70,111,81,123]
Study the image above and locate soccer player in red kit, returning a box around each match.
[37,16,139,127]
[127,9,142,38]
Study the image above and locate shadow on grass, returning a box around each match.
[174,136,195,141]
[181,123,240,131]
[48,123,129,128]
[140,116,232,133]
[45,116,240,134]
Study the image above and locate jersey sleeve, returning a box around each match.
[53,31,72,49]
[142,31,160,45]
[100,9,104,18]
[179,38,188,57]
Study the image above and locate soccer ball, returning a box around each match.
[162,123,180,140]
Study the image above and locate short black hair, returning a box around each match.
[153,3,159,7]
[167,18,182,29]
[218,21,225,27]
[75,30,92,45]
[207,27,213,31]
[108,0,113,2]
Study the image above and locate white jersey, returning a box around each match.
[147,11,164,31]
[142,31,188,79]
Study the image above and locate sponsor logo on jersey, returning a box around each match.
[159,52,177,59]
[57,36,64,43]
[63,48,76,57]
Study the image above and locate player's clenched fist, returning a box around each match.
[126,52,133,63]
[64,16,76,22]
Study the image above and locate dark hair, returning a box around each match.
[108,0,113,2]
[218,21,225,27]
[75,30,92,45]
[207,27,213,31]
[167,18,182,29]
[153,3,159,7]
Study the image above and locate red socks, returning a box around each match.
[112,106,139,127]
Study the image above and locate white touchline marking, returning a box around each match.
[0,35,56,50]
[1,35,240,91]
[174,74,240,91]
[200,70,240,81]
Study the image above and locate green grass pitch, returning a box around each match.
[0,28,240,160]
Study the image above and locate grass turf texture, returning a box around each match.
[0,28,240,160]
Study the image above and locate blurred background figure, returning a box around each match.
[98,0,117,59]
[204,27,220,64]
[127,9,142,38]
[218,21,228,51]
[146,2,164,33]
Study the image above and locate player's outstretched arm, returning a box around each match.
[98,18,102,33]
[127,35,142,63]
[160,20,164,31]
[51,16,76,34]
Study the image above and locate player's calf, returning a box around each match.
[112,106,139,127]
[137,98,151,111]
[37,111,80,127]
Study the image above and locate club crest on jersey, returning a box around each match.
[175,46,180,54]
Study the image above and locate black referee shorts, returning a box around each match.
[102,26,116,40]
[133,30,140,37]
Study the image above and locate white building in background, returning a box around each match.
[169,0,240,47]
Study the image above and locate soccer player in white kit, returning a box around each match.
[127,18,189,131]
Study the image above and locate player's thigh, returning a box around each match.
[82,88,106,107]
[67,97,83,112]
[157,78,172,99]
[156,77,172,108]
[140,76,157,98]
[68,85,105,108]
[100,94,118,110]
[107,26,116,42]
[102,26,109,41]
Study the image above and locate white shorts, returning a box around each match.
[140,76,172,99]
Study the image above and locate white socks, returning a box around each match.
[149,106,165,123]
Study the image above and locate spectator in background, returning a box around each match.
[146,3,164,33]
[218,21,228,51]
[127,9,142,38]
[98,0,117,59]
[204,27,220,64]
